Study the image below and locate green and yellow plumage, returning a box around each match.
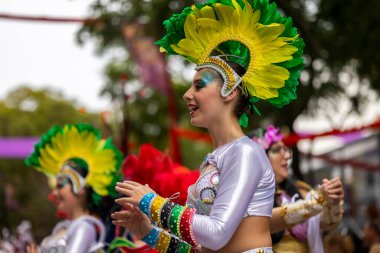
[156,0,304,107]
[25,124,123,199]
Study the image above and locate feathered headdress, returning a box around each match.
[25,124,123,205]
[156,0,304,127]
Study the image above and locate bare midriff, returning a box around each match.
[201,216,271,253]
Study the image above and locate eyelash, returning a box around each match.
[195,85,204,91]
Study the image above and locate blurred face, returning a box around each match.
[267,141,293,184]
[52,177,82,218]
[363,222,380,244]
[183,69,225,128]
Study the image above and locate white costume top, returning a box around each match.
[40,216,105,253]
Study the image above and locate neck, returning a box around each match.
[70,207,90,220]
[207,113,245,148]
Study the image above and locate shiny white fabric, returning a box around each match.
[40,216,105,253]
[191,136,275,250]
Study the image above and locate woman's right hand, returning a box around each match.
[322,177,344,206]
[26,244,39,253]
[111,203,154,239]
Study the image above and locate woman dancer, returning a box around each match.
[25,124,123,253]
[112,0,305,252]
[252,125,344,253]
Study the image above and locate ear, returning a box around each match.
[77,188,86,196]
[223,88,239,103]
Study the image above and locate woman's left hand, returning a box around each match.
[111,203,154,239]
[26,244,39,253]
[115,181,156,207]
[322,177,344,206]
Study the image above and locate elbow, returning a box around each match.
[202,230,231,251]
[205,239,227,251]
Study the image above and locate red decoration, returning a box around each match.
[48,191,68,219]
[122,144,199,205]
[283,118,380,147]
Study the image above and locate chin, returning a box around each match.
[190,118,205,128]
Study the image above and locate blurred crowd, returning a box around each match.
[1,202,380,253]
[0,221,34,253]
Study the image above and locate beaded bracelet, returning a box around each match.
[179,208,198,246]
[177,240,192,253]
[142,225,160,248]
[166,236,181,253]
[169,204,184,237]
[149,195,157,220]
[155,230,171,252]
[160,201,177,230]
[139,192,155,217]
[151,195,167,227]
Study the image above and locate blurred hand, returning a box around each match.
[321,177,344,206]
[26,244,39,253]
[111,203,154,239]
[115,181,155,207]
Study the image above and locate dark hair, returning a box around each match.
[204,59,250,118]
[65,158,114,220]
[66,158,88,177]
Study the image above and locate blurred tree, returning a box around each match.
[77,0,380,179]
[97,58,211,165]
[0,86,101,241]
[0,86,100,136]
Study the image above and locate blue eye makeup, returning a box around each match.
[195,72,214,90]
[56,177,71,189]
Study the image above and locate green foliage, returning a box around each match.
[0,86,101,136]
[77,0,195,54]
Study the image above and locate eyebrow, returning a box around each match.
[192,79,203,85]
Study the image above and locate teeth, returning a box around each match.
[189,106,198,112]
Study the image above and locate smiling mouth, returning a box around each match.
[189,105,199,116]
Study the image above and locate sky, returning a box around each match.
[0,0,110,111]
[1,0,379,155]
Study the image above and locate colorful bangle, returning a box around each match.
[139,192,155,217]
[141,226,160,248]
[151,195,167,227]
[179,208,198,246]
[177,241,192,253]
[169,204,184,238]
[155,230,171,252]
[167,236,180,252]
[160,201,176,230]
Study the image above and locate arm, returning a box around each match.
[319,177,344,231]
[270,189,326,233]
[270,207,287,233]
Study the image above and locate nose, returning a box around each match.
[183,86,193,102]
[284,148,292,160]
